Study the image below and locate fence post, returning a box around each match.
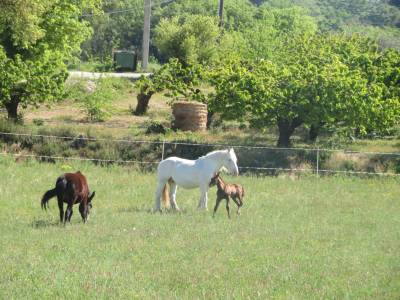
[316,147,320,177]
[161,140,165,161]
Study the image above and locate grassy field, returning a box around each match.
[0,156,399,299]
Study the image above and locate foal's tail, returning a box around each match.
[41,188,57,210]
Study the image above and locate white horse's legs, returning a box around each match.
[169,182,180,211]
[197,185,209,210]
[154,179,167,212]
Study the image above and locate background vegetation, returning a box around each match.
[80,0,400,147]
[1,0,399,148]
[81,0,400,64]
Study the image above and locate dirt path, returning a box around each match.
[68,71,152,79]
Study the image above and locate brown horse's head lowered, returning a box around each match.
[41,171,95,224]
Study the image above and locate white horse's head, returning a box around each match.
[222,148,239,176]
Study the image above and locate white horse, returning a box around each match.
[154,148,239,212]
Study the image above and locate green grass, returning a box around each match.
[0,157,399,299]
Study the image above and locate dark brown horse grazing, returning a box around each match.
[41,171,95,224]
[209,173,244,218]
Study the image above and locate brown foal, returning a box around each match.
[209,173,244,218]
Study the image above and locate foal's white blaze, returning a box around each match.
[154,149,239,212]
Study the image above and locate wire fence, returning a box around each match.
[0,131,399,177]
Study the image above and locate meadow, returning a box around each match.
[0,156,399,299]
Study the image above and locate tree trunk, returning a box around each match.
[308,124,320,142]
[206,111,214,129]
[5,95,20,121]
[277,118,302,147]
[134,91,154,115]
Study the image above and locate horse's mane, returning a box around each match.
[199,149,229,160]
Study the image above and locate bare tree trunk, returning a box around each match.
[277,118,302,147]
[134,91,154,115]
[206,111,214,129]
[309,124,319,142]
[5,94,20,121]
[309,122,326,142]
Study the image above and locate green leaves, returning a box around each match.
[78,78,116,121]
[136,59,206,104]
[209,33,400,145]
[154,15,219,66]
[0,0,100,120]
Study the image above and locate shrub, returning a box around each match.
[145,121,168,135]
[79,78,118,121]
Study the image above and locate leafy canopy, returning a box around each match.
[136,59,205,104]
[154,14,219,66]
[209,33,400,145]
[0,0,100,119]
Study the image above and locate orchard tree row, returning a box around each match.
[0,0,399,147]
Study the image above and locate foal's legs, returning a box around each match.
[231,196,242,215]
[213,196,223,217]
[168,182,180,211]
[225,196,231,219]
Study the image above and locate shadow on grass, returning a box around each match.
[117,206,188,215]
[30,219,61,228]
[118,206,153,214]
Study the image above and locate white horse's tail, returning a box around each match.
[162,179,172,208]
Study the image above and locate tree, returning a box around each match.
[0,0,99,121]
[78,0,400,63]
[209,34,400,147]
[154,0,257,31]
[214,6,318,65]
[81,0,143,62]
[134,59,205,115]
[259,0,400,43]
[245,6,317,60]
[154,14,219,66]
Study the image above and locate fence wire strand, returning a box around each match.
[0,131,399,176]
[1,131,399,156]
[0,152,157,165]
